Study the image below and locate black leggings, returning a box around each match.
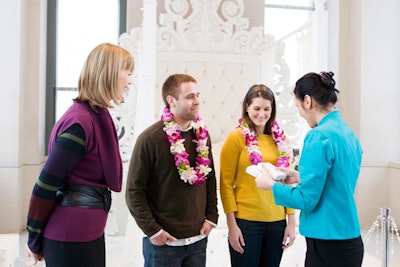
[305,236,364,267]
[42,235,105,267]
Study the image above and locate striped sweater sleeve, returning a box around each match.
[26,123,85,254]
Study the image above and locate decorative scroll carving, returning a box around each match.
[119,0,292,145]
[158,0,275,54]
[107,90,137,237]
[118,0,305,146]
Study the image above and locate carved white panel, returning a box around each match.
[119,0,297,145]
[158,0,275,54]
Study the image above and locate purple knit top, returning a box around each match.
[27,100,122,251]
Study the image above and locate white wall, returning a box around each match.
[337,0,400,226]
[359,0,400,225]
[359,0,400,165]
[0,0,21,167]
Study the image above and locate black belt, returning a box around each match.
[55,183,111,212]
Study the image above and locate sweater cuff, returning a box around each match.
[206,219,217,228]
[149,229,163,239]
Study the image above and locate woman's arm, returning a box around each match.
[282,213,296,249]
[26,124,85,255]
[226,212,245,254]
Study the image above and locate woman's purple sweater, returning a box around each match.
[27,101,122,254]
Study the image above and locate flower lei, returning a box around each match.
[161,107,211,185]
[238,118,291,167]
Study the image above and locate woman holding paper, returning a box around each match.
[255,72,364,267]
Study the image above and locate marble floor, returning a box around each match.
[12,226,400,267]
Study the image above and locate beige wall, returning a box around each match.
[389,163,400,220]
[0,0,47,233]
[337,0,361,136]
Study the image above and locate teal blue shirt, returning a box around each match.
[272,110,362,239]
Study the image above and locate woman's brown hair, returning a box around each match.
[242,84,276,135]
[76,43,134,111]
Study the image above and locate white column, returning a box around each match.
[312,0,328,71]
[135,0,157,137]
[119,4,158,262]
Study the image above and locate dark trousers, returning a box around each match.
[229,218,286,267]
[42,234,105,267]
[143,236,207,267]
[305,236,364,267]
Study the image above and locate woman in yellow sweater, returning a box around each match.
[220,84,296,267]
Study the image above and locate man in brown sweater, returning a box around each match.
[125,73,219,267]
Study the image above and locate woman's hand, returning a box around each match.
[228,224,245,254]
[226,213,245,254]
[255,164,275,190]
[282,223,296,249]
[26,245,43,266]
[277,167,300,185]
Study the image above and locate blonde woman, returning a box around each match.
[26,43,134,267]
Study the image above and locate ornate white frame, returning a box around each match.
[118,0,299,149]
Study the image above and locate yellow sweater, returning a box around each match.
[220,128,295,222]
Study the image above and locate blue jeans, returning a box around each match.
[229,218,286,267]
[143,236,207,267]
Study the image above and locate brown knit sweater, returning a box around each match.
[125,120,219,238]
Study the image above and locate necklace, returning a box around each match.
[238,118,291,167]
[161,107,211,185]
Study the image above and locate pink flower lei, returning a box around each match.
[238,118,291,167]
[161,107,211,185]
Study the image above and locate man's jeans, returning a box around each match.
[143,236,207,267]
